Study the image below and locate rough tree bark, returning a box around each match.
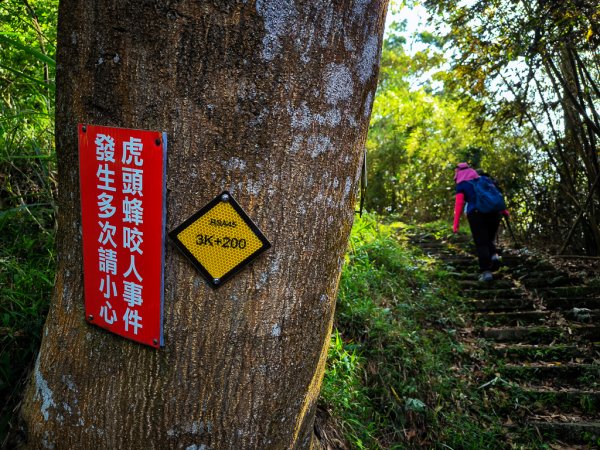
[18,0,388,449]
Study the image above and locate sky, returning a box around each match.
[385,2,431,54]
[383,3,447,91]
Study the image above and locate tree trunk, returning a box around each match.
[559,44,600,254]
[18,1,388,449]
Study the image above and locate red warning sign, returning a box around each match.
[79,124,166,348]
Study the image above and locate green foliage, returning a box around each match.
[0,0,58,442]
[321,330,380,447]
[0,210,55,440]
[365,16,532,225]
[320,215,506,448]
[367,1,600,254]
[420,0,600,253]
[1,0,58,218]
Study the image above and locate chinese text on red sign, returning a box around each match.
[79,124,166,348]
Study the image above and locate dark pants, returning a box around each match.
[467,211,501,271]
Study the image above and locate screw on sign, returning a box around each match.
[79,124,166,348]
[169,191,271,288]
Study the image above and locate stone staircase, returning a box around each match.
[411,232,600,448]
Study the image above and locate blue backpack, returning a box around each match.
[470,176,506,213]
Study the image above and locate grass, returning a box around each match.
[0,104,56,442]
[1,183,589,448]
[0,208,55,441]
[320,217,600,449]
[319,215,508,448]
[0,49,56,441]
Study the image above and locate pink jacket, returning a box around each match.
[452,163,508,232]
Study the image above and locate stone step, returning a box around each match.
[466,288,525,299]
[511,270,570,281]
[474,311,550,327]
[416,234,600,446]
[491,343,599,363]
[500,363,600,388]
[410,237,470,246]
[544,297,600,310]
[479,326,563,344]
[471,297,534,312]
[439,254,557,271]
[513,386,600,414]
[565,308,600,323]
[417,243,452,250]
[495,255,536,265]
[521,276,579,289]
[525,420,600,444]
[506,259,556,270]
[447,271,512,281]
[446,271,476,279]
[458,279,515,290]
[421,247,454,254]
[414,240,444,246]
[422,251,456,258]
[480,258,556,271]
[439,258,478,268]
[480,325,600,344]
[438,253,476,259]
[535,285,599,298]
[474,308,600,327]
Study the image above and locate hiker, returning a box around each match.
[452,162,508,282]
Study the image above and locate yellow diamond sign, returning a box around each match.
[169,192,271,288]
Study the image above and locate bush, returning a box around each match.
[320,215,505,448]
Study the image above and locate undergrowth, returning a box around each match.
[0,1,57,434]
[0,210,55,440]
[0,107,56,442]
[320,215,506,449]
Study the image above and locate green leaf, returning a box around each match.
[0,34,55,67]
[0,62,55,92]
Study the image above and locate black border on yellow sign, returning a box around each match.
[168,191,271,289]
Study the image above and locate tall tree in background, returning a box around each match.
[365,21,530,221]
[424,0,600,253]
[18,1,388,448]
